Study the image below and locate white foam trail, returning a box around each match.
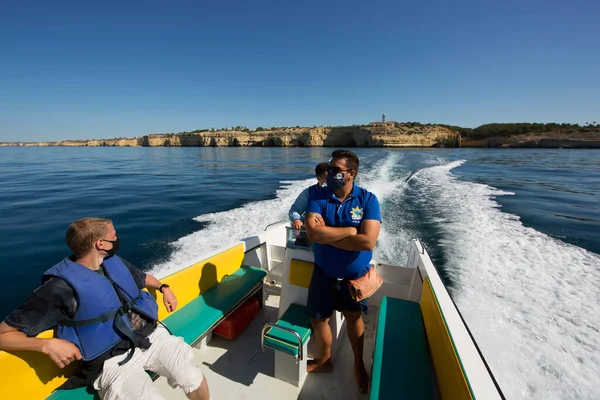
[414,160,600,400]
[149,177,314,278]
[358,153,415,265]
[357,152,405,200]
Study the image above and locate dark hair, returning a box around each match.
[331,149,359,173]
[315,162,329,176]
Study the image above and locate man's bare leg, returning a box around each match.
[186,377,210,400]
[307,317,333,372]
[343,310,368,392]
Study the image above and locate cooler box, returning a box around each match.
[213,296,259,340]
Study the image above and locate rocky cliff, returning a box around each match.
[0,124,460,148]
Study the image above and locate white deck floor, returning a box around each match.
[155,285,379,400]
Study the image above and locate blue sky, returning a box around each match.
[1,0,599,142]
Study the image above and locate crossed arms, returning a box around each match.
[304,212,380,251]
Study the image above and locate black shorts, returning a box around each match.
[306,264,369,319]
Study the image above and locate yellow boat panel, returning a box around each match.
[0,329,80,400]
[420,277,474,400]
[288,259,314,288]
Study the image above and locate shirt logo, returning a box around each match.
[351,206,363,221]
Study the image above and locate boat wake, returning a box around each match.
[150,152,411,275]
[151,152,600,399]
[356,152,415,265]
[149,177,314,278]
[413,159,600,400]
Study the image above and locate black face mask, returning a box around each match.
[102,238,120,257]
[326,171,349,191]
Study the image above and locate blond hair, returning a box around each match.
[65,218,112,257]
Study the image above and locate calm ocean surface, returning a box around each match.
[1,147,599,399]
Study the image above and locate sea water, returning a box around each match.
[0,147,598,399]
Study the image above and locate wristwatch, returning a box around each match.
[158,284,170,293]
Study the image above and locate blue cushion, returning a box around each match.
[369,297,436,400]
[263,303,311,358]
[162,266,266,344]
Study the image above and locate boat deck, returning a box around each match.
[155,285,379,400]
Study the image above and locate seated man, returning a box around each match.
[305,149,381,393]
[0,218,210,400]
[288,162,329,230]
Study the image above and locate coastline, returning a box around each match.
[1,124,599,149]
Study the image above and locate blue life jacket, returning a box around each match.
[43,256,158,361]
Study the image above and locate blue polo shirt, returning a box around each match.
[307,184,381,279]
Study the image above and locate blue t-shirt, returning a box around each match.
[307,184,382,279]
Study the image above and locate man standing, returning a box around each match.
[288,162,329,229]
[304,149,381,393]
[0,218,210,400]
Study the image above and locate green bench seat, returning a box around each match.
[162,266,266,344]
[47,266,267,400]
[369,297,436,400]
[262,303,311,359]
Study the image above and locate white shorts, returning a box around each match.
[93,324,204,400]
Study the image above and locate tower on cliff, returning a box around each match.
[382,113,386,123]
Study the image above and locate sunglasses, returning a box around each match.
[326,165,352,174]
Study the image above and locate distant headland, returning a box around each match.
[2,121,599,149]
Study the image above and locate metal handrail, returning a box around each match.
[261,323,304,362]
[264,219,288,231]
